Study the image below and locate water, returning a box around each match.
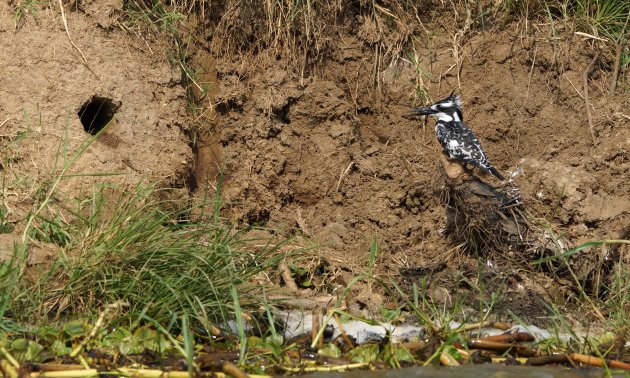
[302,365,623,378]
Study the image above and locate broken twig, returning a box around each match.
[58,0,103,84]
[611,12,630,95]
[336,162,355,191]
[279,258,299,292]
[609,42,624,95]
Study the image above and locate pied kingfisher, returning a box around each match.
[411,94,505,181]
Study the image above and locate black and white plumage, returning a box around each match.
[411,94,505,181]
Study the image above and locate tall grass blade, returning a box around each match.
[231,285,247,365]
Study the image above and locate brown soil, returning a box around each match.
[0,1,191,201]
[1,2,629,325]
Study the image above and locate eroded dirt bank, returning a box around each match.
[1,1,629,325]
[201,20,630,321]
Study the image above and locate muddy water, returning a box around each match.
[303,365,620,378]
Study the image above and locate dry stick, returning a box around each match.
[0,348,19,369]
[279,258,298,292]
[222,362,250,378]
[439,350,460,366]
[583,50,600,144]
[526,354,570,366]
[611,12,630,95]
[69,302,125,358]
[569,352,630,370]
[397,341,428,351]
[268,294,337,310]
[281,362,369,373]
[30,369,271,378]
[574,31,609,42]
[491,357,529,364]
[455,348,470,360]
[0,118,12,130]
[335,162,355,192]
[30,370,99,378]
[0,360,18,378]
[295,207,311,236]
[609,42,624,95]
[34,364,85,372]
[458,321,513,332]
[311,307,322,349]
[333,313,354,349]
[216,373,271,378]
[526,45,537,98]
[58,0,103,85]
[316,309,324,350]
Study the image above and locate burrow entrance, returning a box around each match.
[78,96,121,135]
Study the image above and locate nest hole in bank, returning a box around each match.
[77,96,121,135]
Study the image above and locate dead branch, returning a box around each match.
[295,207,311,236]
[609,42,624,95]
[279,258,299,292]
[438,153,471,184]
[611,11,630,95]
[58,0,103,85]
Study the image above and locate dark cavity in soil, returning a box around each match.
[78,96,120,135]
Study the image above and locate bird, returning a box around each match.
[410,93,505,181]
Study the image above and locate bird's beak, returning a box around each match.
[409,106,436,116]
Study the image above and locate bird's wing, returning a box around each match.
[437,122,505,180]
[456,126,489,165]
[438,123,485,162]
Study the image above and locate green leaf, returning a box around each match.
[379,306,402,322]
[533,240,630,264]
[348,343,379,363]
[445,345,461,359]
[63,320,89,339]
[247,336,267,350]
[318,343,341,358]
[132,326,168,352]
[102,327,138,354]
[380,345,415,366]
[10,338,44,362]
[50,339,72,357]
[392,346,415,363]
[263,334,283,357]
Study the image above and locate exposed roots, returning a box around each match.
[438,156,625,299]
[439,156,568,263]
[203,0,420,75]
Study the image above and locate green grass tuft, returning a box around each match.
[573,0,630,40]
[7,185,285,331]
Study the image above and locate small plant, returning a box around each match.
[406,50,432,105]
[0,204,13,234]
[574,0,630,40]
[123,0,185,34]
[499,0,547,24]
[12,0,46,31]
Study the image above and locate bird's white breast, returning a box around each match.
[448,140,460,149]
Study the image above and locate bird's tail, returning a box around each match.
[488,166,505,181]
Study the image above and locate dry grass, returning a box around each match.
[150,0,422,77]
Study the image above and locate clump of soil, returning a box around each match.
[2,1,629,326]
